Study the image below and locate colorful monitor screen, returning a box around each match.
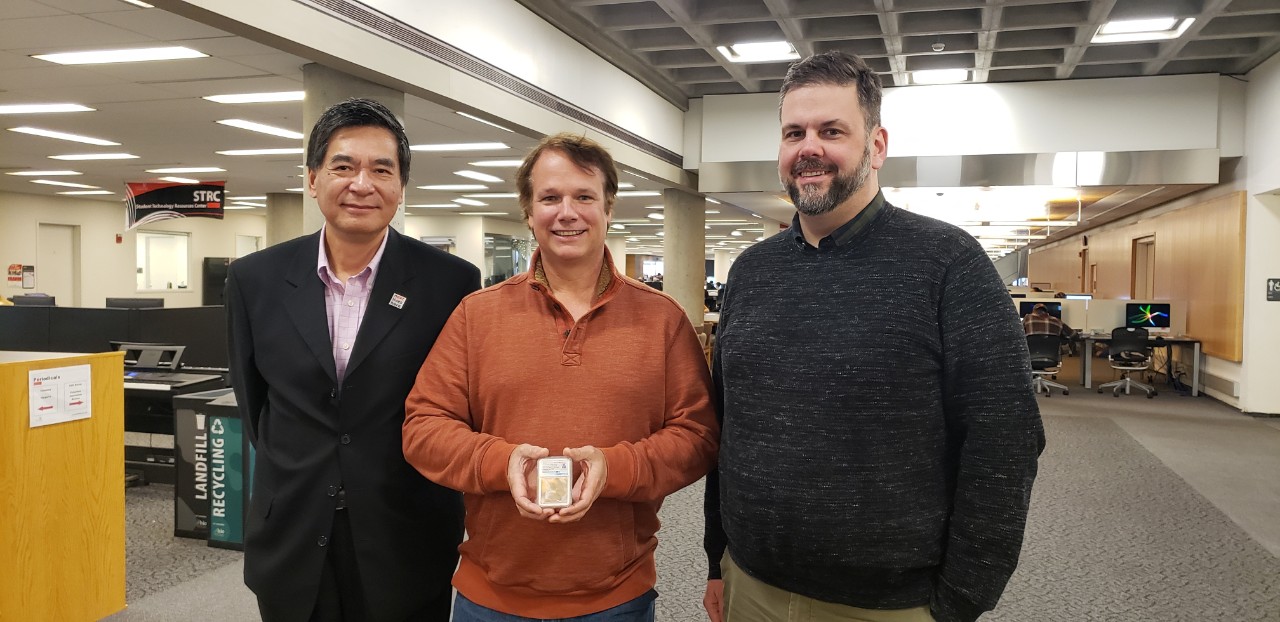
[1126,303,1171,330]
[1019,301,1061,318]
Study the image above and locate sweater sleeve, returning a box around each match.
[403,301,516,495]
[599,308,719,503]
[932,239,1046,622]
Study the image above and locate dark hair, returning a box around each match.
[516,133,619,221]
[780,51,883,132]
[306,98,411,186]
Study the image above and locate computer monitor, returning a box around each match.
[10,293,55,306]
[105,297,164,309]
[1019,301,1062,319]
[1126,303,1171,333]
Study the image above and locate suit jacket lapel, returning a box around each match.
[346,228,411,376]
[283,231,338,384]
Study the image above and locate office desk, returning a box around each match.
[1079,334,1202,396]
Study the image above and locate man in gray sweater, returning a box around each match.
[702,51,1045,622]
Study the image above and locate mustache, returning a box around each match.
[792,157,833,175]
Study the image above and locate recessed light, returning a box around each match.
[217,119,304,139]
[0,103,95,114]
[457,212,509,216]
[730,230,743,237]
[8,126,119,145]
[911,69,969,85]
[228,201,266,208]
[285,187,305,192]
[453,198,487,206]
[454,170,504,183]
[647,213,664,220]
[716,41,798,64]
[705,198,721,205]
[158,176,201,184]
[619,191,661,197]
[203,91,305,104]
[411,142,508,152]
[419,184,487,191]
[1093,17,1194,43]
[610,224,626,230]
[49,153,137,160]
[468,160,522,167]
[118,0,154,7]
[705,209,720,214]
[618,182,634,189]
[224,204,258,210]
[58,190,114,195]
[463,193,518,198]
[5,170,80,176]
[216,148,304,156]
[147,167,225,174]
[33,46,207,65]
[226,196,266,201]
[455,112,513,132]
[407,203,460,208]
[31,179,98,188]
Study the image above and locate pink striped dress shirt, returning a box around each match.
[316,226,389,382]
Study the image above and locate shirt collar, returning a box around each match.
[316,224,390,285]
[789,189,887,250]
[531,247,615,300]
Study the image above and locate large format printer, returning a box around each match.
[118,343,224,485]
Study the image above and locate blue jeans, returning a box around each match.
[452,590,657,622]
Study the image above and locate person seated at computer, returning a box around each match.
[1022,303,1077,354]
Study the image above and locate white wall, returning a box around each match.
[405,214,485,277]
[699,74,1226,163]
[1241,52,1280,415]
[0,192,265,307]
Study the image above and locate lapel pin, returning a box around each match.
[389,293,407,309]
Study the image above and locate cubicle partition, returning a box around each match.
[0,305,228,368]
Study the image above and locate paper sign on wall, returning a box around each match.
[29,364,92,428]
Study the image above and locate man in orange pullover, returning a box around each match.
[403,133,718,620]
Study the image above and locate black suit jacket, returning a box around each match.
[226,228,479,622]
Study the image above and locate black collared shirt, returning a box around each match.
[787,190,887,250]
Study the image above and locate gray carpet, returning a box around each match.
[110,408,1280,621]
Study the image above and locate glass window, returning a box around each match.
[136,231,189,291]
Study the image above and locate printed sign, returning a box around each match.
[125,181,225,229]
[29,364,91,428]
[1268,278,1280,302]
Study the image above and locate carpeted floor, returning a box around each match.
[111,391,1280,621]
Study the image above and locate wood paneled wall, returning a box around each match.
[1028,191,1244,361]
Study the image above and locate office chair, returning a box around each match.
[1097,326,1156,398]
[1026,334,1069,397]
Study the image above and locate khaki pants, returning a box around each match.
[722,553,934,622]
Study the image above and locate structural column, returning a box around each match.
[713,249,733,286]
[661,188,706,325]
[265,192,304,247]
[605,236,628,271]
[302,63,407,234]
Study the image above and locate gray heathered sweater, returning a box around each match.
[704,194,1045,622]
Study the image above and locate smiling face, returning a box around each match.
[308,124,403,242]
[778,83,886,218]
[525,149,611,269]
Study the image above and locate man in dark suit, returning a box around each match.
[226,98,480,622]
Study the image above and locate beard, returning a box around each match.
[783,142,873,217]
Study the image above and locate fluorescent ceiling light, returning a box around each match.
[454,170,504,183]
[656,231,665,236]
[285,187,305,192]
[59,190,114,195]
[228,201,265,208]
[217,119,303,139]
[411,142,508,152]
[468,160,522,167]
[1093,17,1193,43]
[647,213,664,220]
[407,203,459,208]
[979,220,1079,227]
[49,153,137,160]
[912,69,969,85]
[8,126,118,145]
[203,91,304,104]
[624,170,650,180]
[730,230,743,237]
[610,224,626,230]
[226,195,265,201]
[706,209,720,214]
[463,193,518,198]
[618,182,635,189]
[158,176,200,184]
[6,170,80,176]
[458,212,508,216]
[455,111,513,132]
[224,204,257,210]
[618,191,661,197]
[706,198,721,205]
[147,167,224,174]
[0,103,95,114]
[217,148,304,156]
[119,0,154,7]
[716,41,799,64]
[31,179,98,188]
[420,184,486,191]
[33,46,207,65]
[453,198,488,206]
